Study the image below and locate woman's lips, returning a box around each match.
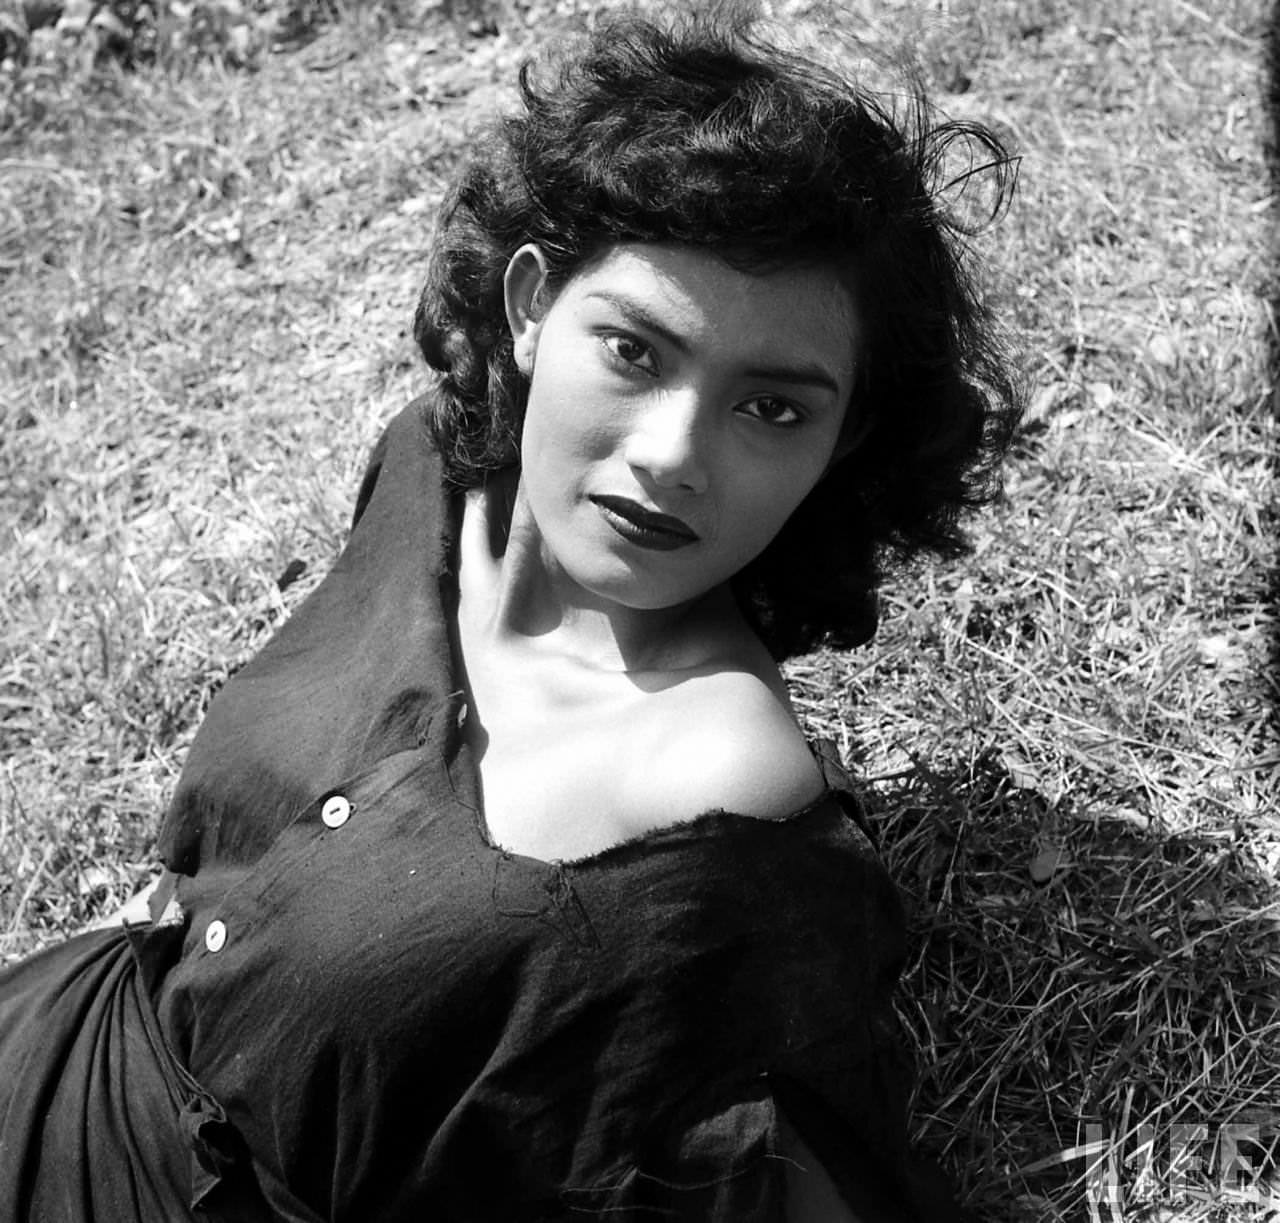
[590,495,699,551]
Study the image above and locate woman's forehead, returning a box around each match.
[560,242,859,381]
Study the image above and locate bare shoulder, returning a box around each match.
[638,666,828,822]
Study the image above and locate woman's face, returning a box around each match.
[504,242,859,613]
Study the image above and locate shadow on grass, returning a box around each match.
[867,756,1280,1223]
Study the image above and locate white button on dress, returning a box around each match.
[321,795,351,828]
[205,920,227,952]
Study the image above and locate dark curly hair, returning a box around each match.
[413,10,1021,660]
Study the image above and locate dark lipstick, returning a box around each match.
[590,495,699,551]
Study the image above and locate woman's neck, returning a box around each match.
[458,475,733,676]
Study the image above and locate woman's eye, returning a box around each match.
[601,333,658,374]
[738,397,804,427]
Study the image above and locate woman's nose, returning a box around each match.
[623,392,710,494]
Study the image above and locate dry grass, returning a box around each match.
[2,0,1277,1219]
[792,1,1280,1216]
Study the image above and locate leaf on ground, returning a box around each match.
[999,749,1041,791]
[1086,380,1116,410]
[1147,331,1178,366]
[1029,844,1072,883]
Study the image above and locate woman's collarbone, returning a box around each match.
[472,670,816,861]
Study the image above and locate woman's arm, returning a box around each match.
[779,1107,865,1223]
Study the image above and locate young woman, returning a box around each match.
[0,11,1019,1221]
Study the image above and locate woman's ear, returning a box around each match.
[504,244,551,376]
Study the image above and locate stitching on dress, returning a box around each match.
[544,864,602,951]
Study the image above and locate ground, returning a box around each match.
[1,0,1277,1219]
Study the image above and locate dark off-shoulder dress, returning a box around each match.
[0,402,966,1222]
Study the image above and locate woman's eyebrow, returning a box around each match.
[741,361,842,396]
[583,289,843,395]
[585,290,691,354]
